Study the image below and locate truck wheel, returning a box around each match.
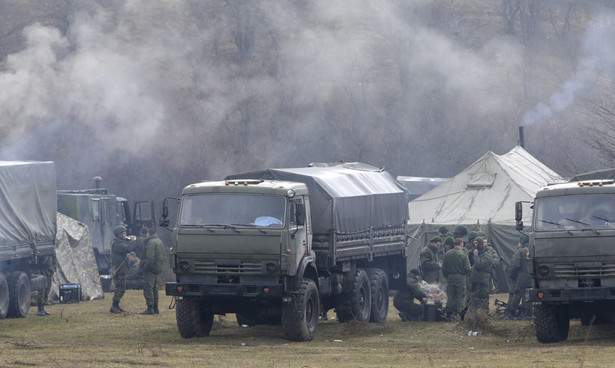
[0,273,9,319]
[367,268,388,323]
[7,271,31,318]
[175,297,214,338]
[336,268,371,323]
[534,303,569,343]
[282,279,320,342]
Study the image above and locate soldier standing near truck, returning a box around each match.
[35,252,58,316]
[139,228,165,315]
[506,234,531,318]
[421,237,443,284]
[110,225,137,313]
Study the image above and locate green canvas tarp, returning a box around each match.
[406,146,564,291]
[49,213,104,302]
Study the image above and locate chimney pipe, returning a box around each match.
[518,126,525,149]
[93,176,102,189]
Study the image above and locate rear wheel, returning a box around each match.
[7,271,31,318]
[367,268,389,323]
[0,273,9,319]
[534,303,569,343]
[336,268,371,323]
[282,279,320,341]
[175,297,214,338]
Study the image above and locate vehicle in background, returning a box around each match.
[0,161,57,318]
[162,162,409,341]
[57,176,155,292]
[516,179,615,343]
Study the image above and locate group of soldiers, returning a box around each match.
[394,225,530,321]
[110,225,165,314]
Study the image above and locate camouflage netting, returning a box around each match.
[49,213,104,302]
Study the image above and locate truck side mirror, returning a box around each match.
[515,201,523,230]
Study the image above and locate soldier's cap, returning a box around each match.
[430,236,442,243]
[113,225,127,236]
[467,231,478,241]
[410,269,421,277]
[140,227,148,235]
[520,234,529,245]
[443,236,454,246]
[477,231,487,238]
[453,225,468,237]
[438,226,448,234]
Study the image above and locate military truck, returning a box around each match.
[162,162,409,341]
[57,177,155,291]
[516,178,615,343]
[0,161,57,318]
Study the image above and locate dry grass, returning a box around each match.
[0,291,614,367]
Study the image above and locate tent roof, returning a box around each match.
[408,146,564,225]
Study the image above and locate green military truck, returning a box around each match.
[516,179,615,343]
[57,177,155,291]
[0,161,57,318]
[162,162,409,341]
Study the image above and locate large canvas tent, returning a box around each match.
[406,146,564,290]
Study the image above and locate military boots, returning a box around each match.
[37,303,50,316]
[110,301,124,313]
[139,305,155,315]
[153,302,159,314]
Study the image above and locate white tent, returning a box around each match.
[406,146,564,290]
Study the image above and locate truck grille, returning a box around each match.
[553,263,615,278]
[193,259,263,273]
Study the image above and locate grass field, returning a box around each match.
[1,291,614,367]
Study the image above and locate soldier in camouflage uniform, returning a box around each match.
[110,225,137,313]
[139,227,165,314]
[125,251,143,290]
[394,269,427,321]
[442,238,471,319]
[420,237,442,284]
[36,252,58,316]
[468,237,494,314]
[506,234,531,318]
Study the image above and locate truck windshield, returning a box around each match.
[179,194,286,229]
[535,194,615,231]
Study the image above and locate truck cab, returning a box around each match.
[517,179,615,342]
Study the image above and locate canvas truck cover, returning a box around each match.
[225,162,408,235]
[0,161,57,248]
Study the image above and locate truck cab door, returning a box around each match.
[132,200,155,234]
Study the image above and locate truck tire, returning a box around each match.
[175,297,214,338]
[336,268,371,323]
[534,303,569,343]
[236,313,256,327]
[7,271,31,318]
[367,268,388,323]
[282,279,320,342]
[0,273,9,319]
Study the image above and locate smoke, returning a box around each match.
[523,11,615,126]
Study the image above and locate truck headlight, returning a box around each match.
[266,262,278,273]
[537,264,550,277]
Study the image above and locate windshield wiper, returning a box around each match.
[539,220,573,235]
[232,224,267,234]
[565,218,601,235]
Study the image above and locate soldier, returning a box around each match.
[139,227,165,315]
[442,236,455,253]
[506,234,531,318]
[453,226,468,240]
[420,237,442,284]
[442,238,471,320]
[110,225,137,313]
[468,237,494,314]
[132,227,149,261]
[36,251,58,316]
[125,251,143,290]
[394,269,427,321]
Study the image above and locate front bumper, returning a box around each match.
[526,287,615,303]
[165,282,284,298]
